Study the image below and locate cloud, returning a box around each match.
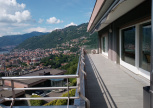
[0,25,22,37]
[0,22,32,36]
[11,23,31,27]
[0,27,13,37]
[24,27,53,33]
[0,0,31,23]
[0,0,33,36]
[6,32,21,36]
[54,28,60,30]
[65,22,77,27]
[47,17,63,24]
[38,18,44,24]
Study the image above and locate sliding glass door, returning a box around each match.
[121,26,135,66]
[120,21,151,79]
[139,22,151,72]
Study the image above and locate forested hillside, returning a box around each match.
[0,32,48,48]
[16,23,98,50]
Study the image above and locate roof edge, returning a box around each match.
[87,0,105,32]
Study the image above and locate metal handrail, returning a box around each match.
[5,97,79,101]
[0,48,90,108]
[0,74,78,80]
[1,86,78,91]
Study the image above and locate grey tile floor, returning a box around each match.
[85,54,149,108]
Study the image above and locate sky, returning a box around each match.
[0,0,96,37]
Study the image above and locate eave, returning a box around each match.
[88,0,145,34]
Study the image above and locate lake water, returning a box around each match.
[0,51,9,54]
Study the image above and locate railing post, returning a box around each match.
[81,55,84,60]
[79,93,90,108]
[1,79,4,86]
[67,78,69,108]
[151,0,153,107]
[10,80,15,108]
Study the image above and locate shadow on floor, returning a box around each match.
[85,54,117,108]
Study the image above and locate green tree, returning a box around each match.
[70,47,79,52]
[30,95,43,106]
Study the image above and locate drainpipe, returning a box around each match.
[151,0,153,107]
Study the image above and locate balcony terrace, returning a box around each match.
[85,53,149,108]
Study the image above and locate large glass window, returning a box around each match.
[102,36,108,54]
[121,26,135,66]
[139,22,151,72]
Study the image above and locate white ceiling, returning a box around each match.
[96,0,145,31]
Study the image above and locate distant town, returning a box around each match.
[0,36,88,77]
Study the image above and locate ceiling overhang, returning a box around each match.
[88,0,145,34]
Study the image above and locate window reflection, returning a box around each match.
[139,22,151,72]
[103,37,105,52]
[121,27,135,66]
[102,36,108,53]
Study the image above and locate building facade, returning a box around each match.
[88,0,151,79]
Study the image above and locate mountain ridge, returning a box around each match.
[16,23,98,50]
[0,32,49,49]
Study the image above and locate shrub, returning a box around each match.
[55,99,67,105]
[44,89,76,106]
[30,95,43,106]
[71,78,77,86]
[43,99,58,106]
